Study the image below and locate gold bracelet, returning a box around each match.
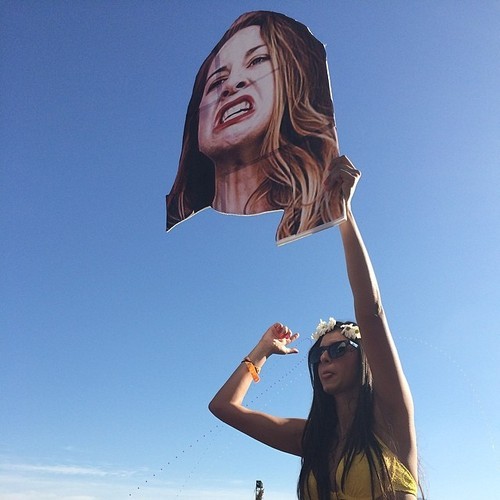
[242,357,260,382]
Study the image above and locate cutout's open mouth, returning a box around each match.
[215,96,255,129]
[221,100,252,123]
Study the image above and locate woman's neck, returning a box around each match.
[212,158,271,214]
[333,390,359,437]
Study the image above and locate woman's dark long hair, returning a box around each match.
[297,323,395,500]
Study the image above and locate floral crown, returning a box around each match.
[311,317,361,341]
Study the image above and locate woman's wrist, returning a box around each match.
[241,356,261,382]
[246,343,272,368]
[344,204,355,221]
[340,207,356,233]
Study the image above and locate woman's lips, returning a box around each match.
[214,95,255,131]
[319,369,336,380]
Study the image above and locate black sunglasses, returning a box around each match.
[309,340,359,365]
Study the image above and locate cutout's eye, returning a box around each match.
[249,54,270,67]
[206,78,227,94]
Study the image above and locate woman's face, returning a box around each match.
[198,25,276,163]
[317,331,360,396]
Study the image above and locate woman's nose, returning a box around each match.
[319,349,331,364]
[221,76,248,98]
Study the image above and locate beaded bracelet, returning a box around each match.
[242,357,261,383]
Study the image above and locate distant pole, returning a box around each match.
[255,479,264,500]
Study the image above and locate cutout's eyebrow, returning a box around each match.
[206,65,227,84]
[246,44,267,57]
[206,44,267,83]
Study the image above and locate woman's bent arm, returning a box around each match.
[209,323,304,456]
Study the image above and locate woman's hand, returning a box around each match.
[259,323,299,356]
[324,155,361,211]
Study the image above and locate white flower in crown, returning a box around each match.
[340,323,361,340]
[311,317,337,340]
[311,318,361,341]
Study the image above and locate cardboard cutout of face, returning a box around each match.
[166,11,344,245]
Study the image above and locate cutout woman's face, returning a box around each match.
[198,26,276,163]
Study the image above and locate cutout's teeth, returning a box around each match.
[222,101,251,123]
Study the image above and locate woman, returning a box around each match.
[209,156,420,499]
[166,11,344,244]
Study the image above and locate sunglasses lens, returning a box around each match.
[310,341,350,364]
[330,342,347,359]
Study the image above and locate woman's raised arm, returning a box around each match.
[326,157,414,425]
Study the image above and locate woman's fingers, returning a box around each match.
[328,154,355,171]
[272,323,293,339]
[272,337,299,354]
[326,163,360,185]
[324,156,361,206]
[266,324,300,355]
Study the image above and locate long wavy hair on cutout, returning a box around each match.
[297,322,396,500]
[166,11,342,242]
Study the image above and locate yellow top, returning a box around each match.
[306,439,417,499]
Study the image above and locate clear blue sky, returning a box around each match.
[1,1,499,499]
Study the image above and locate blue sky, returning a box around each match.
[1,1,499,499]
